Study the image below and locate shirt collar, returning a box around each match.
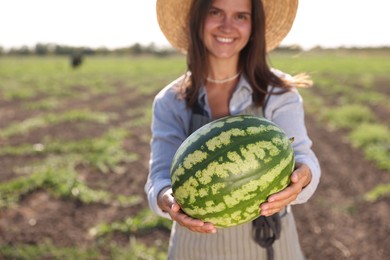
[197,74,253,116]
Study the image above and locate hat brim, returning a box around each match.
[156,0,298,53]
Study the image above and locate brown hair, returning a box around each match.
[179,0,293,108]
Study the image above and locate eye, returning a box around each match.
[209,8,221,17]
[236,13,250,21]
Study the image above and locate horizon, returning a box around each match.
[2,42,390,53]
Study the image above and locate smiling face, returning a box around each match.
[202,0,252,63]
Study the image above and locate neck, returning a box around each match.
[207,57,240,84]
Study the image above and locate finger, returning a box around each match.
[260,186,300,214]
[260,198,292,216]
[168,202,215,231]
[260,207,283,217]
[172,210,204,228]
[260,165,312,216]
[268,184,300,202]
[171,202,181,212]
[203,222,217,233]
[180,214,205,227]
[260,197,289,215]
[267,173,303,203]
[189,222,217,234]
[174,212,217,233]
[291,171,299,183]
[291,166,307,183]
[293,164,312,186]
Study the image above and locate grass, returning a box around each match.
[270,50,390,77]
[90,208,172,238]
[0,127,141,209]
[270,51,390,108]
[0,128,136,173]
[0,155,142,209]
[349,124,390,170]
[322,105,390,171]
[364,183,390,202]
[0,56,186,101]
[0,109,112,139]
[23,97,62,110]
[325,104,375,129]
[350,124,390,147]
[0,241,101,260]
[0,239,167,260]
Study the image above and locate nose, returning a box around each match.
[219,16,233,33]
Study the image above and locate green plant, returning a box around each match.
[0,240,100,260]
[364,183,390,202]
[0,110,112,139]
[349,123,390,148]
[349,124,390,170]
[0,155,142,209]
[90,208,172,238]
[23,98,61,111]
[0,128,138,173]
[364,144,390,170]
[325,104,375,129]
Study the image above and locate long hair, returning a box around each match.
[180,0,292,108]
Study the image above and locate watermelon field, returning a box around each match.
[0,50,389,259]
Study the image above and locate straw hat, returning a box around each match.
[156,0,298,53]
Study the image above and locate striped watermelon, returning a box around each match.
[170,115,295,228]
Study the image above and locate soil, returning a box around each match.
[0,83,389,260]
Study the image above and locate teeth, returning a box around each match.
[216,37,234,43]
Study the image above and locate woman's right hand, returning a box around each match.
[158,187,217,234]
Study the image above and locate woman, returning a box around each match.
[145,0,321,259]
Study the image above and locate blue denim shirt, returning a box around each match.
[145,72,321,218]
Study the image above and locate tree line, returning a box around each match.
[1,43,389,56]
[0,43,177,56]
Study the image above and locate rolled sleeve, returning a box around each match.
[265,88,321,204]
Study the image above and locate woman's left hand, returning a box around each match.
[259,163,312,217]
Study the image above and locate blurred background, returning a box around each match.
[1,0,389,52]
[0,0,389,259]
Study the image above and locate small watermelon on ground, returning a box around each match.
[170,115,295,228]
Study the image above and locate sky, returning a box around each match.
[1,0,389,50]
